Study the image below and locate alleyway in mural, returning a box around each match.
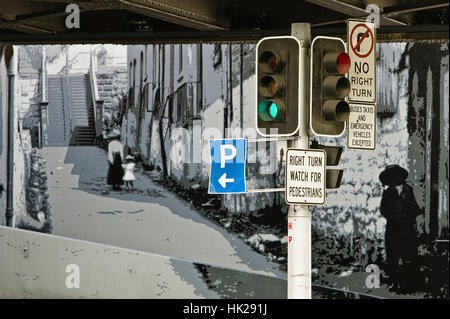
[39,145,432,299]
[3,42,447,298]
[40,145,285,280]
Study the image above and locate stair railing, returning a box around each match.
[65,53,74,141]
[89,50,104,140]
[39,47,49,148]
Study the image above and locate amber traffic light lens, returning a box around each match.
[267,78,277,95]
[335,100,350,121]
[335,77,351,98]
[260,76,280,97]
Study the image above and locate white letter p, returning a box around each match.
[220,144,236,168]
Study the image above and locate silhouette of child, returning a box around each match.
[122,155,136,190]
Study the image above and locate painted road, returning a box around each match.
[41,146,286,281]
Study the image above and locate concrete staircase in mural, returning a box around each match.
[45,74,96,146]
[47,76,70,146]
[68,74,96,146]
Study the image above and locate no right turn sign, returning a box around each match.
[347,20,377,150]
[347,20,376,104]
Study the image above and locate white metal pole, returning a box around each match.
[287,23,311,299]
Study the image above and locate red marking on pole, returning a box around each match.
[288,222,292,230]
[288,236,292,244]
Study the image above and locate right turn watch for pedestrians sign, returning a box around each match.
[285,149,326,205]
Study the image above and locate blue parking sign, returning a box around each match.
[208,138,246,194]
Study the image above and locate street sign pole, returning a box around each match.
[287,22,311,299]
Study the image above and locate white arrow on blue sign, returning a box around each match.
[208,138,246,194]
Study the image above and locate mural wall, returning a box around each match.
[1,40,448,298]
[123,41,449,296]
[123,41,448,238]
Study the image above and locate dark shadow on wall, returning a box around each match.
[405,42,449,298]
[405,42,449,240]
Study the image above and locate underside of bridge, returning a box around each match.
[0,0,448,43]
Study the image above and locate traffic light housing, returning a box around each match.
[310,36,351,136]
[256,36,301,137]
[311,140,344,189]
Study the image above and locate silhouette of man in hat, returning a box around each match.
[379,165,422,293]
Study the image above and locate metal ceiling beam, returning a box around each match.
[25,0,231,30]
[26,0,72,2]
[0,18,67,34]
[117,0,230,30]
[0,22,53,34]
[382,0,449,17]
[1,24,447,44]
[14,8,78,22]
[0,1,70,33]
[305,0,407,26]
[0,0,230,33]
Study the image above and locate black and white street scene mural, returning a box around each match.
[0,40,448,299]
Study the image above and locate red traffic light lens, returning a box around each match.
[336,52,350,74]
[259,51,281,72]
[268,55,278,71]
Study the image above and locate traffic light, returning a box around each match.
[311,140,344,189]
[256,36,301,137]
[310,36,351,136]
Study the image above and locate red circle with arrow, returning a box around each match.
[350,23,374,59]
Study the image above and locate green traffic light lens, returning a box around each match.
[258,100,279,121]
[269,102,278,119]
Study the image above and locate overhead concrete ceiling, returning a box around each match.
[0,0,448,43]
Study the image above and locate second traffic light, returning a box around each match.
[256,36,301,137]
[311,140,345,189]
[310,36,351,136]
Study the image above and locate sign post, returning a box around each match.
[347,20,377,150]
[287,22,312,299]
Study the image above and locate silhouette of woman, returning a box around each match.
[107,135,124,190]
[379,165,421,292]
